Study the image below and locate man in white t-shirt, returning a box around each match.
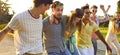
[0,0,53,55]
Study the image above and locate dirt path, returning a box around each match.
[0,36,117,55]
[0,36,15,55]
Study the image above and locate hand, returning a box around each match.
[108,5,111,8]
[64,31,70,39]
[100,5,106,13]
[100,5,104,10]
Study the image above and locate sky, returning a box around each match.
[8,0,119,16]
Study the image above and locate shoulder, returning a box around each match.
[13,10,28,19]
[61,15,68,22]
[90,20,98,26]
[43,16,49,24]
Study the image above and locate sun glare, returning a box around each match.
[8,0,118,15]
[9,0,32,13]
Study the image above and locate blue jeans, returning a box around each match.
[48,51,66,55]
[92,38,97,55]
[66,43,80,55]
[72,45,80,55]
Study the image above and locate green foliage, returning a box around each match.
[117,0,120,12]
[0,23,7,30]
[0,0,14,24]
[43,12,48,19]
[99,21,109,27]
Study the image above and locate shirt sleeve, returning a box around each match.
[93,22,99,32]
[7,14,20,30]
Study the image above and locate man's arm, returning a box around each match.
[95,30,112,53]
[0,26,12,41]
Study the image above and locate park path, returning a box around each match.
[0,36,117,55]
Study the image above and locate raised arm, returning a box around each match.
[99,5,111,23]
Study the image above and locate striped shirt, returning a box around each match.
[8,10,43,55]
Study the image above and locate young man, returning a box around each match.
[0,0,53,55]
[105,12,120,55]
[75,5,112,55]
[90,5,110,55]
[43,1,65,55]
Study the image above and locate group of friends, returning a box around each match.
[0,0,120,55]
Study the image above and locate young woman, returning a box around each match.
[105,12,120,55]
[62,8,84,55]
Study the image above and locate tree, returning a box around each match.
[117,0,120,12]
[0,0,14,24]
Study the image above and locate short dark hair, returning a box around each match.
[91,5,98,9]
[81,5,89,11]
[51,1,63,8]
[33,0,53,7]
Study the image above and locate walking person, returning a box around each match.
[75,5,112,55]
[0,0,53,55]
[105,11,120,55]
[90,5,110,55]
[62,8,84,55]
[43,1,66,55]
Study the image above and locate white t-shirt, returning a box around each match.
[8,10,43,55]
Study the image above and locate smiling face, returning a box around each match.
[84,9,91,19]
[114,12,120,20]
[91,8,97,15]
[52,5,63,20]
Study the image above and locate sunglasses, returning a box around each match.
[92,10,97,12]
[85,12,91,14]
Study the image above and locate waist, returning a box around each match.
[16,43,43,55]
[23,53,42,55]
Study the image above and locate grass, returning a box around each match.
[99,27,120,42]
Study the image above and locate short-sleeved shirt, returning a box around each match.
[75,21,99,48]
[43,16,65,53]
[8,10,43,55]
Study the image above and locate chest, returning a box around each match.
[19,17,42,32]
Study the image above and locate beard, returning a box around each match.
[53,15,61,22]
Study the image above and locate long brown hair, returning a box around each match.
[64,8,83,38]
[113,12,120,32]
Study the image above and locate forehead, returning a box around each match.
[54,5,63,9]
[91,8,97,10]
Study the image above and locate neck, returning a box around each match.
[49,15,60,24]
[83,18,89,24]
[29,7,43,19]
